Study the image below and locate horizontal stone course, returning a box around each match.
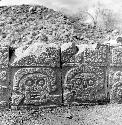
[11,43,60,67]
[1,42,122,108]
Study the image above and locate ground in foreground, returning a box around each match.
[0,104,122,125]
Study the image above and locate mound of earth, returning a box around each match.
[0,4,107,49]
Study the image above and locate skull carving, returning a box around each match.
[12,68,57,105]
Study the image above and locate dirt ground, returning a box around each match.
[0,104,122,125]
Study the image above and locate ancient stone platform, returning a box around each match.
[0,42,122,109]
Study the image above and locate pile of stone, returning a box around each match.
[0,5,108,49]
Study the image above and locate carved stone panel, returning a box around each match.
[0,45,9,108]
[11,43,60,67]
[0,85,9,108]
[84,44,109,66]
[63,64,107,105]
[11,67,62,106]
[111,46,122,66]
[61,42,78,66]
[0,70,7,82]
[110,81,122,103]
[109,69,122,103]
[0,45,9,69]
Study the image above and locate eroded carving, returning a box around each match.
[110,71,122,103]
[0,45,9,68]
[63,64,106,104]
[11,43,60,67]
[12,67,59,106]
[0,70,7,81]
[110,82,122,103]
[111,46,122,65]
[84,44,109,66]
[0,85,7,95]
[61,42,78,64]
[61,42,109,66]
[0,85,8,108]
[0,101,8,108]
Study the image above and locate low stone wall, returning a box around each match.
[0,42,121,109]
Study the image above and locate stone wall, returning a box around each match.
[0,45,10,108]
[109,46,122,103]
[0,42,121,109]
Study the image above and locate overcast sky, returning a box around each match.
[0,0,122,13]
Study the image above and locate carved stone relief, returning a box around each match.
[0,85,9,108]
[63,64,106,104]
[110,70,122,103]
[0,45,9,68]
[111,46,122,65]
[12,67,61,106]
[84,44,109,66]
[0,45,9,108]
[11,43,60,67]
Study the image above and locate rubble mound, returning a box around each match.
[0,4,107,49]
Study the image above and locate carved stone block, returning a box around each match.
[109,68,122,103]
[83,44,109,66]
[109,46,122,66]
[0,85,9,108]
[11,67,62,107]
[0,45,9,69]
[63,64,108,105]
[61,42,109,67]
[61,42,78,66]
[11,43,60,67]
[0,45,9,108]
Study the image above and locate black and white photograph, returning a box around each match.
[0,0,122,124]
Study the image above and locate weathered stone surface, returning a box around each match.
[75,43,98,64]
[0,70,7,82]
[110,81,122,103]
[0,45,9,68]
[11,67,62,106]
[0,69,9,104]
[61,42,109,66]
[111,46,122,65]
[0,45,9,108]
[63,64,107,105]
[0,85,9,108]
[83,44,109,66]
[109,70,122,103]
[61,42,78,65]
[11,43,60,67]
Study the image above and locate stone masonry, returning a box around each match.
[0,42,122,109]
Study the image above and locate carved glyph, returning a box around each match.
[111,82,122,103]
[110,71,122,103]
[84,44,109,65]
[11,43,60,67]
[12,67,57,105]
[0,45,9,68]
[63,64,106,103]
[61,42,78,64]
[111,46,122,65]
[0,70,7,81]
[0,85,8,107]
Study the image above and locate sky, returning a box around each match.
[0,0,122,14]
[0,0,122,27]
